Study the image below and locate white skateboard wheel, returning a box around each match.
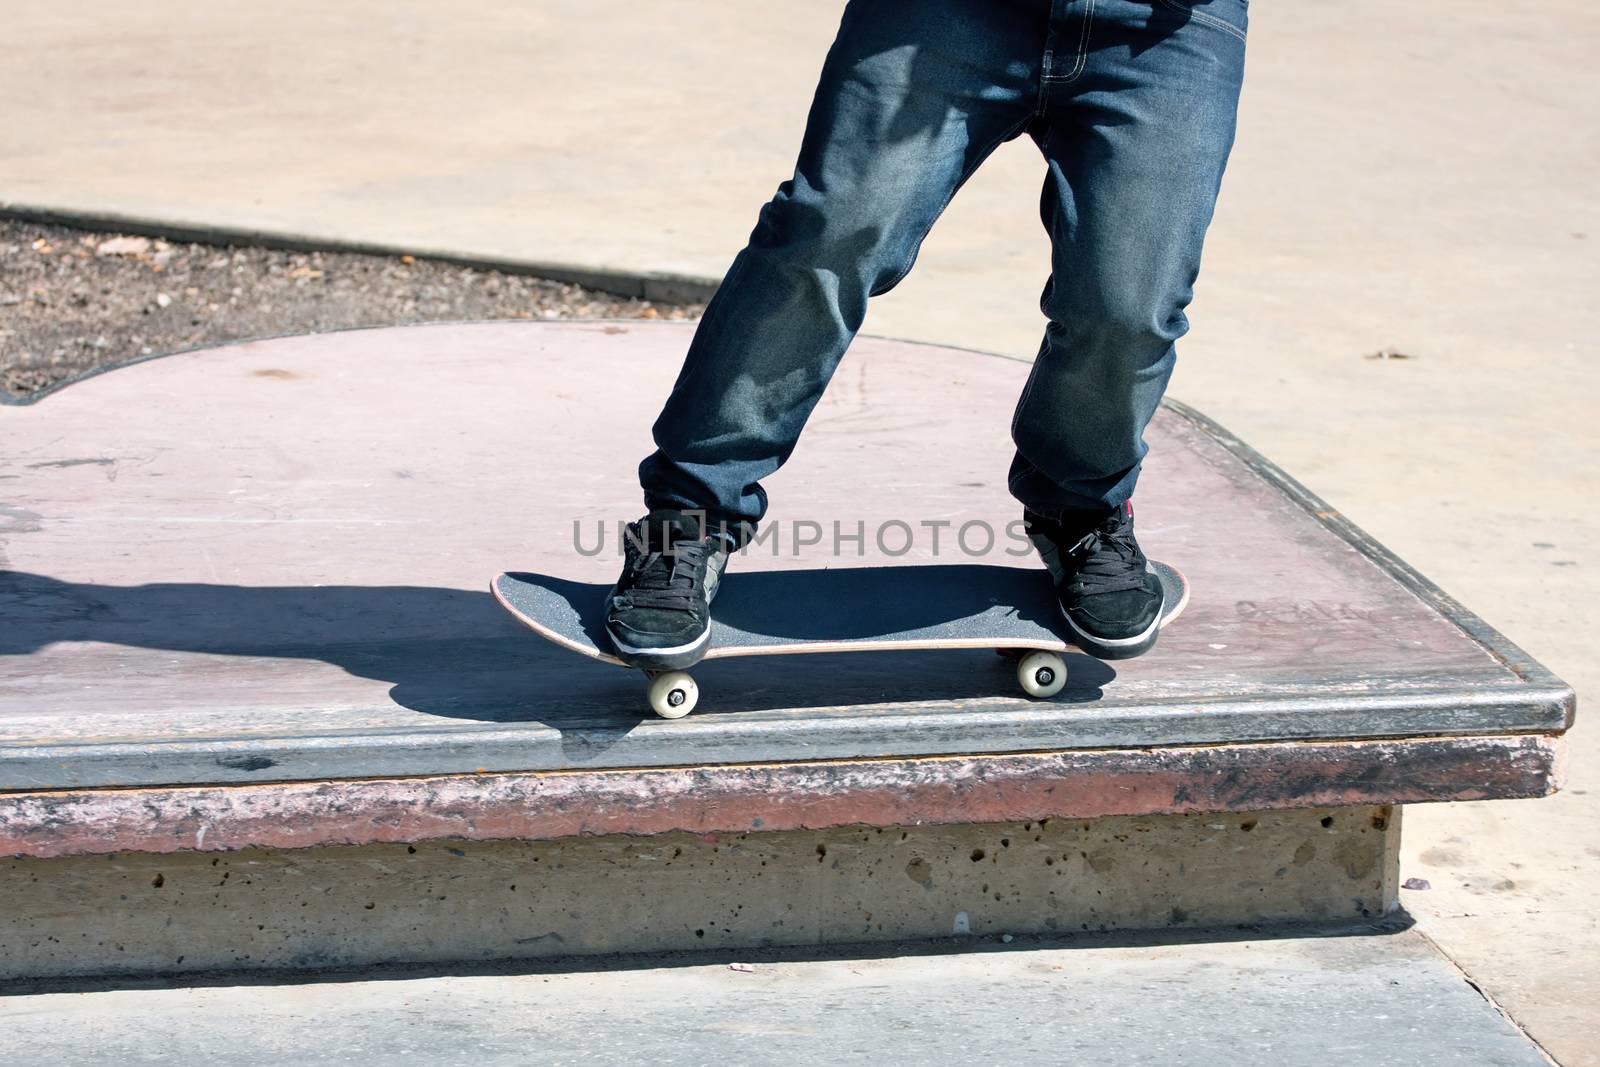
[1016,651,1066,698]
[647,671,699,719]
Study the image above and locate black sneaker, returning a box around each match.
[1024,501,1164,660]
[605,509,730,669]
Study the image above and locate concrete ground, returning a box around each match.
[0,928,1552,1067]
[1,0,1595,1061]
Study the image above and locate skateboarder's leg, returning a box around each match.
[640,0,1045,538]
[1006,0,1247,518]
[1008,1,1246,658]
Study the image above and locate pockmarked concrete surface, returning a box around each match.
[0,929,1549,1067]
[0,810,1398,980]
[2,1,1595,1059]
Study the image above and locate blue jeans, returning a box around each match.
[640,0,1247,538]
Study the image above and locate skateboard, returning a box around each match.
[492,562,1188,719]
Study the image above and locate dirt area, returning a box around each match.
[0,219,703,400]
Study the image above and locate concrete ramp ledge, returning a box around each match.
[0,737,1562,862]
[0,322,1572,978]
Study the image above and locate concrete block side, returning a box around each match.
[1378,804,1402,915]
[0,806,1400,981]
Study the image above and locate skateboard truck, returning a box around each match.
[642,650,1065,720]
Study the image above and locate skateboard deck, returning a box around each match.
[492,562,1188,718]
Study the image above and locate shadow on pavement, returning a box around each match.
[0,915,1416,998]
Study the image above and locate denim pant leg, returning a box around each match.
[640,0,1045,536]
[1008,0,1247,518]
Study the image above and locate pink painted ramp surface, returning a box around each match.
[0,322,1572,792]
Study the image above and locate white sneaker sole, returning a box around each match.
[1060,601,1161,659]
[608,623,712,664]
[607,543,729,668]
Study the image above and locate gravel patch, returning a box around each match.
[0,219,703,400]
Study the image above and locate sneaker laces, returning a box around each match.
[1064,520,1147,597]
[613,525,713,613]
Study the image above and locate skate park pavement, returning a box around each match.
[2,0,1596,1062]
[0,927,1555,1067]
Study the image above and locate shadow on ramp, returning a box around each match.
[0,569,1115,726]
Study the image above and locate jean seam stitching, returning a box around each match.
[1154,0,1247,43]
[1044,0,1097,83]
[1006,456,1038,493]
